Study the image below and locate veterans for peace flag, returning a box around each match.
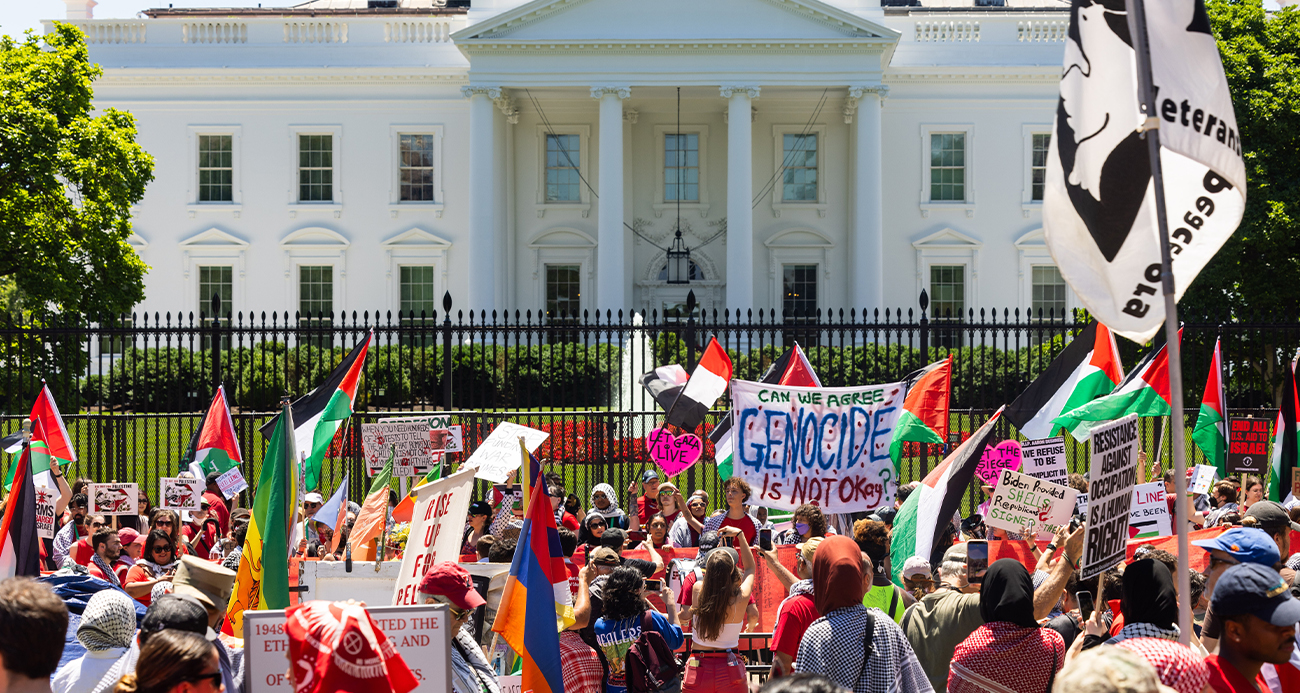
[1043,0,1246,344]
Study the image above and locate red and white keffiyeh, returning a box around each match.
[1116,637,1209,693]
[949,621,1065,693]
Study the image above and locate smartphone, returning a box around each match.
[721,535,734,548]
[759,527,773,551]
[627,531,647,543]
[644,579,662,592]
[1076,590,1095,622]
[966,539,989,584]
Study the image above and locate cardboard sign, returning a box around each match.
[975,440,1024,486]
[1021,437,1069,485]
[1129,482,1172,539]
[463,422,550,483]
[392,469,476,606]
[646,427,704,475]
[362,420,439,477]
[1190,465,1218,495]
[1292,469,1300,500]
[34,486,56,539]
[89,483,138,516]
[244,604,451,693]
[498,676,522,693]
[1081,414,1141,580]
[217,468,248,499]
[985,468,1079,534]
[160,477,203,511]
[428,427,463,454]
[729,379,907,512]
[1228,417,1270,473]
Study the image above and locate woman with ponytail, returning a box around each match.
[113,630,221,693]
[684,526,755,693]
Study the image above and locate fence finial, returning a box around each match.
[442,291,453,313]
[919,289,929,313]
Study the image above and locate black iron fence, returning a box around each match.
[0,293,1295,513]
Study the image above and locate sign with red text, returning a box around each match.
[89,483,138,516]
[392,469,475,606]
[985,468,1078,534]
[160,477,203,512]
[34,486,56,539]
[1128,482,1172,539]
[975,440,1023,486]
[244,604,450,693]
[729,379,907,512]
[1229,417,1269,473]
[216,468,248,499]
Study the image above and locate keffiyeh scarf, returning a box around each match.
[451,623,499,693]
[1115,638,1210,693]
[1105,622,1179,645]
[949,621,1065,693]
[138,559,178,575]
[91,553,123,588]
[77,590,137,651]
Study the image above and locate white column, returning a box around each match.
[462,85,500,313]
[850,85,886,314]
[722,85,759,313]
[593,86,630,314]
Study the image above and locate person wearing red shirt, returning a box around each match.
[766,536,823,679]
[203,472,231,536]
[1206,563,1300,693]
[549,483,580,533]
[702,477,761,545]
[86,528,127,588]
[628,469,662,526]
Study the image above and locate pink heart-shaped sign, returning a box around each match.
[645,427,704,476]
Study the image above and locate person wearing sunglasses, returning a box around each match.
[578,513,609,556]
[150,509,187,558]
[1192,526,1281,654]
[670,491,711,548]
[587,483,629,531]
[53,493,90,568]
[125,530,179,605]
[114,628,223,693]
[418,562,498,693]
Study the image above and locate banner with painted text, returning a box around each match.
[392,469,475,606]
[1081,414,1141,580]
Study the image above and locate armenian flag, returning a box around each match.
[492,443,574,693]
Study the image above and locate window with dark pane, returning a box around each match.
[1031,265,1067,320]
[782,264,818,318]
[545,265,581,319]
[930,264,965,347]
[399,265,437,345]
[198,265,233,348]
[545,135,580,202]
[930,133,966,202]
[782,134,818,201]
[664,133,699,202]
[1031,133,1050,202]
[298,134,333,202]
[399,134,435,202]
[198,135,233,202]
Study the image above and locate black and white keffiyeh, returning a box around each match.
[1105,622,1179,645]
[77,590,137,651]
[90,553,122,589]
[795,605,934,693]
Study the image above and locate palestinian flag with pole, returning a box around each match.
[0,444,40,579]
[709,344,820,480]
[1052,329,1182,442]
[664,337,734,431]
[186,386,244,481]
[260,330,372,492]
[1192,338,1229,477]
[889,408,1004,585]
[1268,354,1298,503]
[888,357,952,472]
[1005,322,1124,440]
[4,384,78,492]
[224,401,298,638]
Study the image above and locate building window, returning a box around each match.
[665,134,699,202]
[545,265,581,319]
[782,264,818,318]
[545,135,581,202]
[656,260,703,282]
[400,266,437,319]
[1031,265,1068,320]
[1031,134,1050,202]
[399,134,436,202]
[298,135,333,202]
[198,266,233,321]
[930,134,966,202]
[198,135,233,203]
[782,134,818,202]
[99,316,133,356]
[929,265,965,320]
[299,265,334,335]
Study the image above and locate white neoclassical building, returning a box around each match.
[49,0,1077,322]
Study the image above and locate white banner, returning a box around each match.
[985,468,1079,534]
[1081,414,1141,580]
[89,483,139,516]
[392,469,476,606]
[1129,481,1172,539]
[464,422,549,483]
[160,477,203,512]
[34,486,56,539]
[1021,437,1069,485]
[361,420,439,477]
[728,379,905,512]
[216,468,248,499]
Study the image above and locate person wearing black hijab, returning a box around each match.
[1107,558,1179,644]
[979,558,1040,628]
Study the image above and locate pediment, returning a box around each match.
[127,233,149,249]
[179,228,249,249]
[1013,228,1046,249]
[280,227,350,249]
[381,228,452,249]
[454,0,899,43]
[912,227,981,249]
[765,227,833,248]
[528,227,596,248]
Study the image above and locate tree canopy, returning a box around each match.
[0,24,153,318]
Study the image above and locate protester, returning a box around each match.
[1195,525,1285,653]
[679,531,757,629]
[1205,563,1300,692]
[117,528,141,569]
[948,559,1065,693]
[769,537,823,679]
[579,510,611,554]
[593,566,683,693]
[684,526,755,692]
[1243,502,1297,581]
[418,562,498,693]
[200,474,229,534]
[0,577,69,693]
[170,557,241,693]
[854,519,913,623]
[588,483,630,531]
[461,500,492,555]
[138,595,212,645]
[549,481,581,533]
[629,469,663,525]
[794,535,930,693]
[643,513,672,550]
[1044,572,1084,649]
[578,546,624,650]
[702,478,761,544]
[150,510,186,558]
[776,504,828,545]
[900,544,983,691]
[1115,638,1210,693]
[900,558,935,601]
[53,591,139,693]
[1053,645,1163,693]
[1240,477,1264,515]
[1206,481,1240,527]
[54,494,90,566]
[1101,559,1178,646]
[125,530,179,605]
[87,528,126,588]
[111,629,219,693]
[656,482,686,527]
[895,482,918,510]
[70,516,108,568]
[670,492,709,547]
[560,565,603,693]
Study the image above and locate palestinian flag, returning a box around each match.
[350,448,394,561]
[224,401,298,638]
[664,337,733,431]
[889,408,1004,585]
[1053,329,1182,442]
[640,365,690,412]
[1006,322,1124,440]
[709,344,820,480]
[1192,338,1229,477]
[888,357,952,471]
[0,445,40,579]
[260,330,372,492]
[1268,355,1298,503]
[186,386,244,482]
[5,384,78,492]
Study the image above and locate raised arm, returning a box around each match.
[1034,524,1084,621]
[760,546,799,591]
[644,536,664,575]
[571,564,594,629]
[729,528,757,599]
[50,464,72,518]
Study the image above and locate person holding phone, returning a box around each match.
[684,525,755,693]
[592,566,683,693]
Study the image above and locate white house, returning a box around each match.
[48,0,1075,325]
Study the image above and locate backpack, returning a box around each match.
[624,611,682,693]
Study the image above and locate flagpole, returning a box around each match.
[1127,0,1192,646]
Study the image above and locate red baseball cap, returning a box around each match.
[286,601,418,693]
[417,562,486,610]
[118,528,140,546]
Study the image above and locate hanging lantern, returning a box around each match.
[666,230,691,285]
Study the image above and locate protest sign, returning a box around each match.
[975,440,1023,486]
[1129,482,1172,539]
[1076,492,1089,518]
[244,604,451,693]
[729,379,906,512]
[34,486,56,539]
[392,469,475,606]
[1229,418,1269,473]
[362,420,438,476]
[89,483,138,516]
[985,468,1079,534]
[382,413,454,429]
[160,477,203,512]
[498,677,522,693]
[1292,469,1300,500]
[1021,437,1069,485]
[1081,414,1140,580]
[464,422,549,483]
[1189,465,1218,495]
[428,426,463,453]
[646,427,704,475]
[216,468,248,499]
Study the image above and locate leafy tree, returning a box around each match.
[0,24,154,317]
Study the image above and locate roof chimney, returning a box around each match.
[63,0,98,19]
